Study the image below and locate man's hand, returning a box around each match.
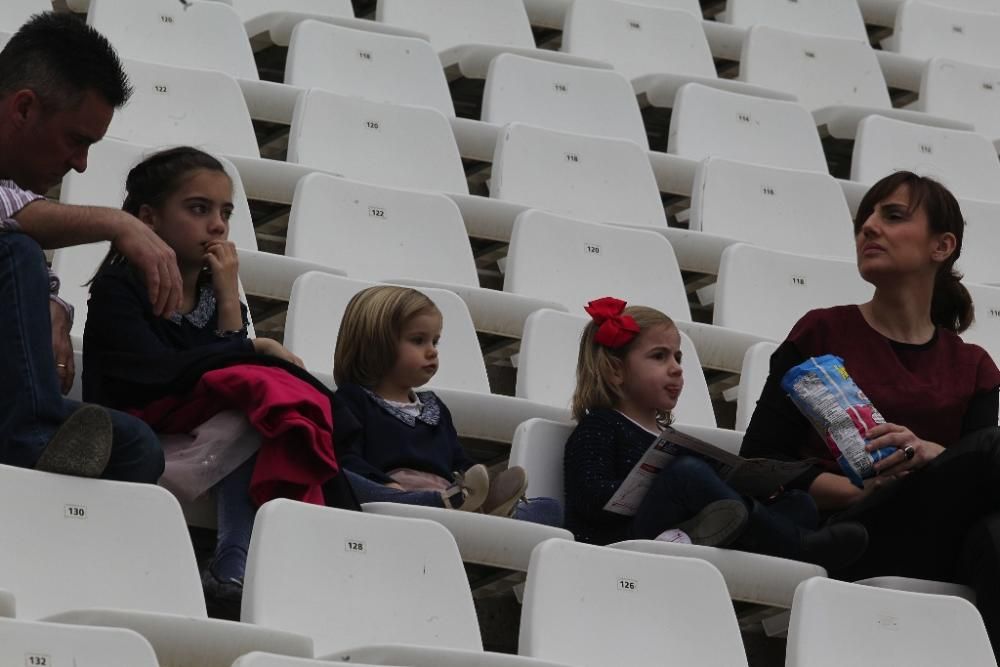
[111,217,183,317]
[50,301,74,395]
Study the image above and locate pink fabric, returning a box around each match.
[133,365,339,506]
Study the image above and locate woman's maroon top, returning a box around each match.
[741,305,1000,489]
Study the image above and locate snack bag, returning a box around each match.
[781,355,895,488]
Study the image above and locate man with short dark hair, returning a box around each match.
[0,13,183,482]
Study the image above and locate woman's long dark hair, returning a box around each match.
[854,171,973,334]
[90,146,229,283]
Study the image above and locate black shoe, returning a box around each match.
[35,404,112,478]
[202,565,244,620]
[674,499,749,547]
[800,521,869,571]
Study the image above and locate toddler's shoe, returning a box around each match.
[35,404,113,478]
[441,464,490,512]
[482,466,529,517]
[674,499,749,547]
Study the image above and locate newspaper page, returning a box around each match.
[603,427,812,516]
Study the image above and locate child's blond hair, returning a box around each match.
[571,305,677,425]
[333,286,440,388]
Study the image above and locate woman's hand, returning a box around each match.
[868,423,944,477]
[203,240,240,304]
[252,337,305,368]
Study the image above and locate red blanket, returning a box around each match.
[132,365,338,506]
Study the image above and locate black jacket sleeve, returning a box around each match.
[332,384,397,485]
[739,341,825,491]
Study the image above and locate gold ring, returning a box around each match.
[55,363,68,369]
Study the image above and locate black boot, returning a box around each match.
[736,499,869,571]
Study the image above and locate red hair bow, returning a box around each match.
[585,297,640,348]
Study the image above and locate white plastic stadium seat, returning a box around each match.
[857,0,1000,27]
[521,0,702,29]
[668,83,828,173]
[739,25,971,139]
[87,0,303,124]
[714,244,874,342]
[0,465,311,667]
[0,0,48,33]
[963,282,1000,367]
[243,500,572,667]
[735,341,779,431]
[490,123,666,229]
[956,199,1000,285]
[284,271,571,443]
[917,58,1000,148]
[503,209,770,373]
[285,172,564,338]
[786,577,997,667]
[376,0,611,78]
[520,539,750,667]
[516,309,717,428]
[561,0,794,106]
[889,1,1000,69]
[850,115,1000,202]
[285,20,454,117]
[482,53,649,149]
[721,0,868,41]
[288,89,468,193]
[226,0,354,42]
[0,618,159,667]
[233,656,369,667]
[690,157,856,260]
[107,59,259,158]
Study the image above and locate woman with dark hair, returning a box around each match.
[741,170,1000,652]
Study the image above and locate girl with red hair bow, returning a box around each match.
[562,298,869,570]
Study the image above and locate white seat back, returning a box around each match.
[786,577,997,667]
[956,198,1000,285]
[503,209,691,320]
[919,57,1000,144]
[285,272,491,393]
[668,83,828,172]
[376,0,535,52]
[0,618,159,667]
[964,282,1000,367]
[107,59,260,158]
[286,172,478,286]
[724,0,868,41]
[288,89,468,194]
[850,115,1000,201]
[690,157,855,260]
[491,123,667,229]
[562,0,717,82]
[229,0,354,24]
[0,0,48,33]
[0,465,206,619]
[517,309,717,427]
[243,500,483,656]
[715,243,873,341]
[483,53,649,149]
[87,0,259,81]
[893,1,1000,68]
[616,0,702,16]
[735,341,779,431]
[740,25,891,112]
[510,418,575,501]
[234,654,365,667]
[286,20,455,117]
[520,539,749,667]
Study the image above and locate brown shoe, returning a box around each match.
[482,466,529,517]
[440,464,490,512]
[35,404,113,478]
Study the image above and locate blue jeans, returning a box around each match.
[346,469,563,527]
[0,234,163,482]
[630,455,818,544]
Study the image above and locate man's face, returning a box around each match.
[8,88,113,193]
